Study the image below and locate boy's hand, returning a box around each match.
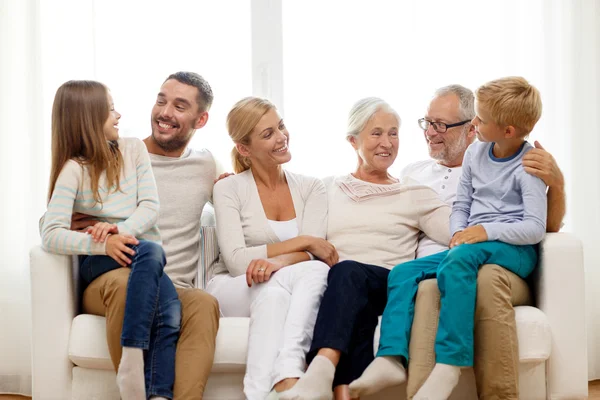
[87,222,119,243]
[450,225,488,248]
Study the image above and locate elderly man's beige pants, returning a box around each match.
[408,264,532,400]
[82,267,220,400]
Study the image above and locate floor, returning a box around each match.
[1,381,600,399]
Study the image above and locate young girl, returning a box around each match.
[41,80,180,400]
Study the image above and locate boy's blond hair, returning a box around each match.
[475,76,542,135]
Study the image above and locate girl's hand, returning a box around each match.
[450,225,488,248]
[86,222,119,243]
[306,237,339,267]
[246,258,284,287]
[105,234,139,267]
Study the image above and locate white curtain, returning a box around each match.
[0,0,598,396]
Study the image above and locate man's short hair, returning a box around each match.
[165,71,214,112]
[434,84,475,121]
[476,76,542,135]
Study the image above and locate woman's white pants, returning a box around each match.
[206,260,330,400]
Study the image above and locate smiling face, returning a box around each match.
[103,92,121,141]
[238,108,291,168]
[150,79,208,152]
[350,109,399,174]
[424,94,473,167]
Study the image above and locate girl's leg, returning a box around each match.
[118,240,166,400]
[145,274,181,399]
[120,240,166,347]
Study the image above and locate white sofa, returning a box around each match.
[30,231,588,400]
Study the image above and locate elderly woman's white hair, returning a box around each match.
[346,97,401,140]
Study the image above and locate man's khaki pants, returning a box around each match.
[82,268,220,400]
[407,264,532,400]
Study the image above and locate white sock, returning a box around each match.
[149,397,169,400]
[414,363,461,400]
[279,355,334,400]
[116,347,146,400]
[348,356,406,397]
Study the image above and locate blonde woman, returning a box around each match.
[207,97,337,400]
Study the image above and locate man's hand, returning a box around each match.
[105,234,139,267]
[522,140,564,188]
[246,258,284,287]
[450,225,488,248]
[71,212,99,231]
[306,237,339,267]
[214,172,234,184]
[86,222,119,243]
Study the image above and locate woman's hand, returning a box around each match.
[522,140,564,188]
[306,237,339,267]
[450,225,488,248]
[246,258,284,287]
[86,222,119,243]
[105,234,139,267]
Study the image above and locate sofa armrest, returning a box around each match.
[533,233,588,398]
[30,245,79,400]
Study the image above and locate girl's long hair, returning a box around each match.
[48,80,123,205]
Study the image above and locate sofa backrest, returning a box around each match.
[197,203,221,289]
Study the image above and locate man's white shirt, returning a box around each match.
[400,160,463,258]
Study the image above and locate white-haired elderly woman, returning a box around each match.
[281,98,451,400]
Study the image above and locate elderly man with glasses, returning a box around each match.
[402,84,566,399]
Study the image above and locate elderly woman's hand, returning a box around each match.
[522,141,564,188]
[306,237,339,267]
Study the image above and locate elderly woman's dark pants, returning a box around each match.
[307,260,389,387]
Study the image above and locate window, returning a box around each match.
[93,0,252,166]
[282,0,545,177]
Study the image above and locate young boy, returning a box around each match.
[348,76,548,400]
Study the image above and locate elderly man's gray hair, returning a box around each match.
[434,84,475,121]
[347,97,401,140]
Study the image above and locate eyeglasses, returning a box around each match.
[418,118,471,133]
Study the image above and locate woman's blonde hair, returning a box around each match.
[475,76,542,135]
[48,80,123,205]
[226,97,276,173]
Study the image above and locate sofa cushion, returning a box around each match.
[515,306,552,362]
[69,315,250,373]
[69,315,114,370]
[372,305,551,363]
[69,306,550,373]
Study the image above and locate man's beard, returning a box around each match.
[430,131,468,164]
[153,130,194,153]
